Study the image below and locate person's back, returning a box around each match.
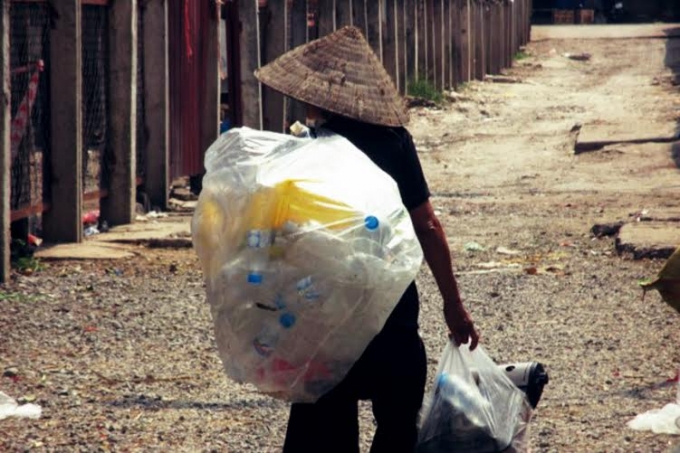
[254,25,479,453]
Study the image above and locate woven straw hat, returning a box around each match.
[254,26,409,127]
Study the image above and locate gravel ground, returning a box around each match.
[2,25,680,453]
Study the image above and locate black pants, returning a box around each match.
[282,328,427,453]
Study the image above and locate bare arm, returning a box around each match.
[410,200,479,349]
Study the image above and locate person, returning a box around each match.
[254,26,479,453]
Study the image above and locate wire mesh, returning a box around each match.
[137,3,147,183]
[9,1,52,214]
[81,4,110,195]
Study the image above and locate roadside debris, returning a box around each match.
[496,246,522,256]
[464,241,486,252]
[136,211,169,222]
[406,96,439,108]
[627,398,680,435]
[484,74,523,84]
[591,222,624,238]
[564,53,592,61]
[0,391,41,420]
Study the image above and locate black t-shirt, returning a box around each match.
[317,116,431,331]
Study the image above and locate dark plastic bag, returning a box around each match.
[417,342,532,453]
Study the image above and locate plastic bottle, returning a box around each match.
[252,312,297,357]
[243,229,273,284]
[435,372,491,429]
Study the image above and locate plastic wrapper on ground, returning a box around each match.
[416,342,532,453]
[191,127,423,403]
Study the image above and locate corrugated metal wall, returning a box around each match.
[168,0,216,180]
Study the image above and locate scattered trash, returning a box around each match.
[524,265,566,276]
[484,74,523,84]
[135,210,169,222]
[406,96,439,108]
[524,266,538,275]
[628,399,680,435]
[591,222,624,238]
[475,261,521,270]
[564,53,591,61]
[84,226,100,237]
[27,234,42,247]
[0,391,42,420]
[444,91,470,103]
[82,210,100,226]
[290,121,311,138]
[630,209,652,222]
[464,241,486,252]
[496,246,521,256]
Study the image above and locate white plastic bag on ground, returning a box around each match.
[416,342,532,453]
[628,377,680,435]
[0,392,41,420]
[192,127,423,403]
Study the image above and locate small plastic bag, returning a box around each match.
[627,373,680,435]
[417,342,532,453]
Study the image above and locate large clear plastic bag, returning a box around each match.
[417,342,532,453]
[192,127,423,403]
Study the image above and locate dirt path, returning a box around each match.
[1,24,680,453]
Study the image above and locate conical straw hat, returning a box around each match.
[255,26,409,127]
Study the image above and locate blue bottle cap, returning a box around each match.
[247,272,263,284]
[279,313,296,328]
[365,215,379,230]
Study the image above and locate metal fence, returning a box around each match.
[9,1,51,220]
[81,3,110,197]
[240,0,532,132]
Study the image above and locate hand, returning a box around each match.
[444,302,480,350]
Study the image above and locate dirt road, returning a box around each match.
[2,24,680,453]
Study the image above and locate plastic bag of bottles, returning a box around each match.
[191,127,423,403]
[416,342,532,453]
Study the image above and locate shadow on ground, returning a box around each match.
[105,395,281,412]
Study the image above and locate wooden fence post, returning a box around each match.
[143,0,170,210]
[383,0,398,90]
[240,0,262,129]
[417,0,426,81]
[43,0,82,243]
[201,2,220,170]
[473,1,482,80]
[405,0,416,90]
[397,0,407,95]
[0,0,9,281]
[434,0,443,90]
[352,0,367,36]
[262,0,286,132]
[461,0,470,83]
[366,0,381,60]
[337,0,352,28]
[426,0,435,85]
[286,0,307,128]
[485,3,492,75]
[101,0,138,226]
[318,0,334,36]
[444,0,451,89]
